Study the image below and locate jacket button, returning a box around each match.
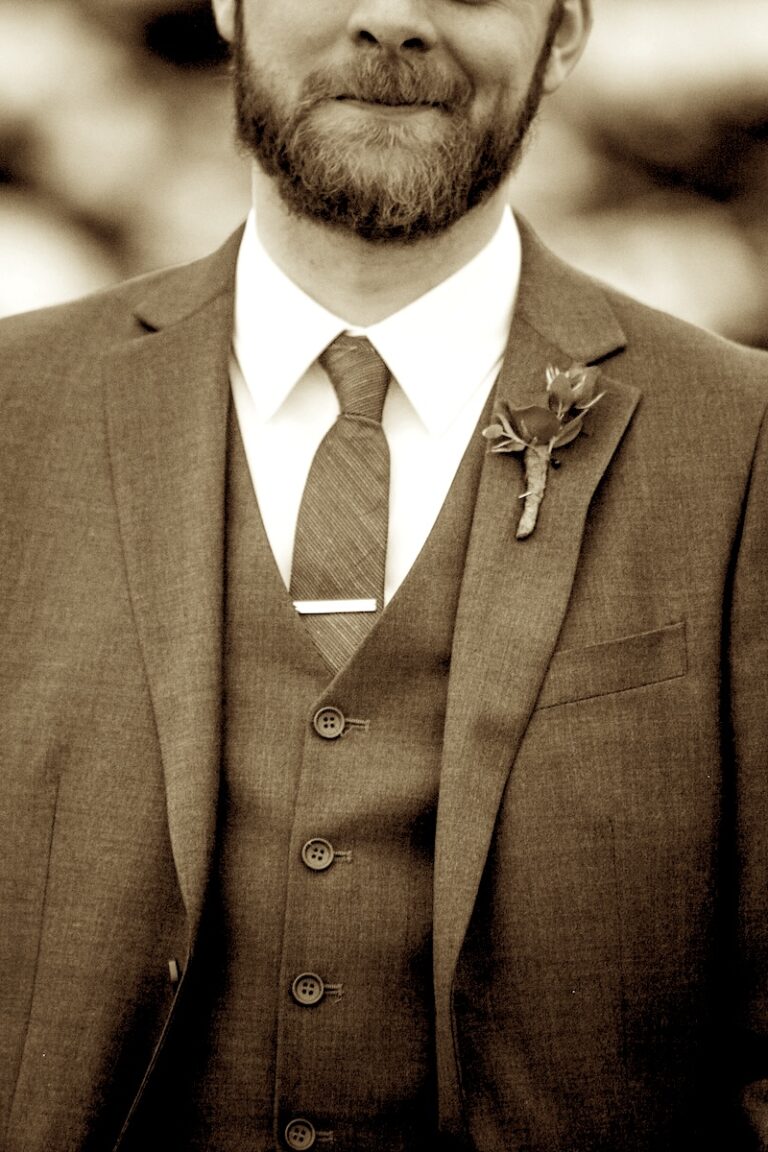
[301,838,335,872]
[313,707,345,739]
[285,1118,316,1149]
[291,972,325,1006]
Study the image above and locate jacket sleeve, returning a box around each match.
[730,401,768,1146]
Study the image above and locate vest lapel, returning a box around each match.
[433,226,641,1137]
[103,237,238,940]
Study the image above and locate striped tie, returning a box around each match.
[290,334,391,673]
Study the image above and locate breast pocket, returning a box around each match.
[535,621,687,710]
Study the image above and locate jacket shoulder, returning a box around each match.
[605,284,768,396]
[0,226,242,378]
[568,262,768,418]
[0,265,174,353]
[516,216,768,413]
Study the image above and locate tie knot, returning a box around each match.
[320,334,390,422]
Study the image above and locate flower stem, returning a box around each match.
[517,447,549,539]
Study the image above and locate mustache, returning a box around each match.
[297,55,473,112]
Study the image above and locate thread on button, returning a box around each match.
[343,717,369,734]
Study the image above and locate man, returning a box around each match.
[1,0,768,1149]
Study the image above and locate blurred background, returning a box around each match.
[0,0,766,346]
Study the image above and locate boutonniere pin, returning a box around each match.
[482,362,604,539]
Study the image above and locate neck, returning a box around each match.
[250,166,511,327]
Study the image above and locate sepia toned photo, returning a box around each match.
[1,2,768,1149]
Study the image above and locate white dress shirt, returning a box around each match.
[230,207,522,604]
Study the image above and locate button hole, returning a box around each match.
[168,958,180,985]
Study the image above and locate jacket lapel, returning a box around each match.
[434,223,641,1136]
[103,233,241,940]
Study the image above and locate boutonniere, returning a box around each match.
[482,362,604,539]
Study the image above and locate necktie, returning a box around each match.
[290,334,391,672]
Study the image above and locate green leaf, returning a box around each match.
[552,413,585,447]
[575,389,606,413]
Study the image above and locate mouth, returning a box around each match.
[336,96,447,113]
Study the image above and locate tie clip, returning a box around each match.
[293,598,377,614]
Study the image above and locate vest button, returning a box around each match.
[301,838,335,872]
[312,706,345,739]
[285,1118,316,1149]
[291,972,325,1006]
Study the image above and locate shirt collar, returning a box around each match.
[232,206,521,433]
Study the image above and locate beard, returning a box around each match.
[231,3,562,243]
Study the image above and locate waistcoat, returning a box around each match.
[166,402,488,1152]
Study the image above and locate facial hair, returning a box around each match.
[231,1,563,243]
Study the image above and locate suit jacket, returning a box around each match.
[1,220,768,1152]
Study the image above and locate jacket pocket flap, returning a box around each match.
[536,621,687,709]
